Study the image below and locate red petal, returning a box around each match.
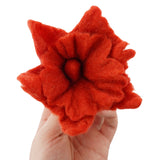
[120,49,136,63]
[110,41,136,64]
[45,104,94,136]
[55,33,76,59]
[28,20,67,58]
[65,80,97,121]
[84,36,112,64]
[46,104,65,119]
[55,32,103,61]
[94,74,129,90]
[54,89,73,110]
[93,75,129,104]
[60,115,94,136]
[40,46,65,69]
[113,93,142,109]
[17,65,45,102]
[112,83,142,109]
[72,6,121,46]
[40,67,70,106]
[84,58,124,81]
[75,33,103,61]
[110,41,128,59]
[88,82,124,110]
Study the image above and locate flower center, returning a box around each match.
[64,59,81,82]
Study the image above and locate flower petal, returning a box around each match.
[40,67,70,106]
[45,103,94,136]
[115,92,142,109]
[17,65,46,102]
[55,32,104,61]
[65,80,97,121]
[72,6,121,46]
[120,49,136,63]
[40,46,65,69]
[83,36,113,80]
[45,104,65,119]
[109,41,136,66]
[54,89,73,110]
[92,75,129,104]
[55,33,76,59]
[110,41,128,59]
[83,36,112,66]
[94,74,129,90]
[28,20,67,58]
[112,83,142,109]
[75,33,103,61]
[60,114,94,136]
[84,57,125,81]
[88,82,124,110]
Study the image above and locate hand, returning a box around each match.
[30,108,118,160]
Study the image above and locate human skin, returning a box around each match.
[30,108,118,160]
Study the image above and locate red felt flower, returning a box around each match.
[17,6,142,136]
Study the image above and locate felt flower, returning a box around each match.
[18,6,142,136]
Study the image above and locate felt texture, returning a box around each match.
[17,6,142,136]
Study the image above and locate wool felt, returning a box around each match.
[17,6,142,136]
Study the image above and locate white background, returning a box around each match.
[0,0,160,159]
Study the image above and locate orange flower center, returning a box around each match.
[64,59,81,82]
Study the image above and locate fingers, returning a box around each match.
[37,108,51,131]
[99,110,118,141]
[37,108,117,142]
[43,113,63,138]
[91,114,104,131]
[37,107,63,138]
[35,108,63,143]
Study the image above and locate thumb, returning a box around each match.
[40,113,63,139]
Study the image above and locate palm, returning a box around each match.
[69,132,111,160]
[30,109,117,160]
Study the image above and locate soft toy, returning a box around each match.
[17,6,142,136]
